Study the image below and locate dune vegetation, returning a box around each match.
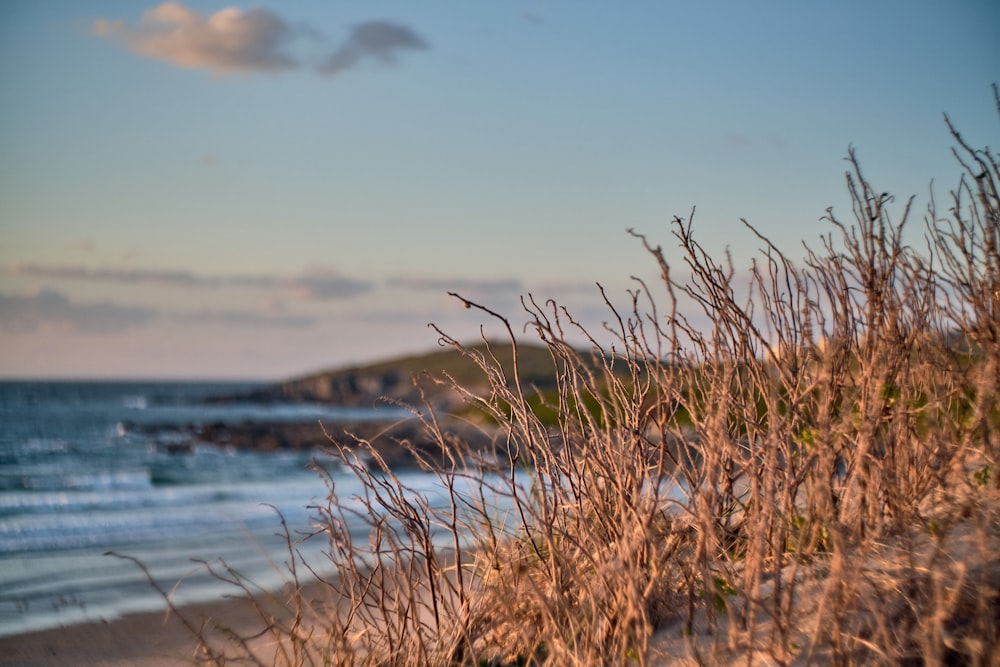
[164,90,998,666]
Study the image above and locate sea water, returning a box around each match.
[0,380,423,637]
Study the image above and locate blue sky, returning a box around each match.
[1,1,997,379]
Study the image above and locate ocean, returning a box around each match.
[0,380,423,637]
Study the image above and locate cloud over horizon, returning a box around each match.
[386,275,523,295]
[0,288,327,334]
[173,308,316,327]
[0,289,155,334]
[91,3,427,78]
[6,263,373,300]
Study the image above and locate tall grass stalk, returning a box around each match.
[163,90,999,666]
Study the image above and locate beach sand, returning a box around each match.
[0,574,349,667]
[0,594,265,667]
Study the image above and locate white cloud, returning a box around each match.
[91,5,429,79]
[92,2,299,75]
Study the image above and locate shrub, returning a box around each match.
[164,87,999,666]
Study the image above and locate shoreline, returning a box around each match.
[0,412,497,665]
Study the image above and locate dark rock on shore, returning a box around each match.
[134,417,501,470]
[195,420,331,452]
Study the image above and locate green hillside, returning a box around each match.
[257,340,565,407]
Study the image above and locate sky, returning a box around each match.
[1,1,997,380]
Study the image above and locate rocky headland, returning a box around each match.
[138,342,556,468]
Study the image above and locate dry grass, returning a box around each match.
[152,88,999,666]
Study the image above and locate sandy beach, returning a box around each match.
[0,593,267,667]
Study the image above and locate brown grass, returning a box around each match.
[148,87,999,666]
